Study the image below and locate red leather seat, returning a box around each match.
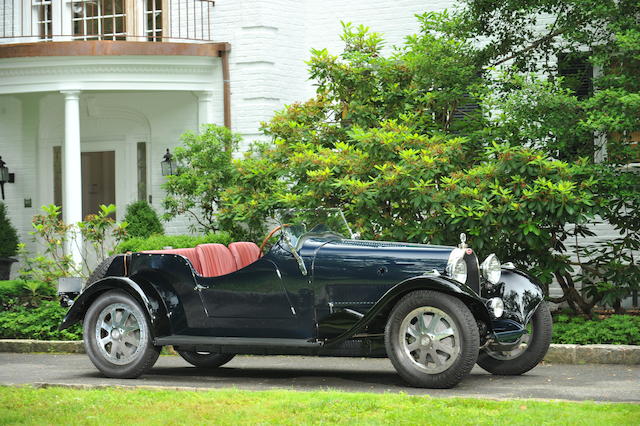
[229,242,261,269]
[142,248,203,275]
[196,243,238,277]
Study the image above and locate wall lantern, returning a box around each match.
[160,148,177,176]
[0,156,14,200]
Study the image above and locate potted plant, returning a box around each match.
[0,202,18,280]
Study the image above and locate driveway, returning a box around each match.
[1,353,638,402]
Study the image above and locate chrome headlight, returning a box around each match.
[487,297,504,318]
[481,253,501,285]
[446,248,467,283]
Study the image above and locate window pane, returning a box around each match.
[53,146,62,209]
[137,142,147,202]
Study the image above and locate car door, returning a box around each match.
[198,257,294,320]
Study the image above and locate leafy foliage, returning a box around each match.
[167,7,639,315]
[115,232,231,253]
[454,0,640,314]
[0,279,80,340]
[0,279,56,309]
[162,125,239,233]
[0,300,82,341]
[552,314,640,345]
[123,201,164,239]
[18,204,127,284]
[0,202,19,258]
[214,19,598,300]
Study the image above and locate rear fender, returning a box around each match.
[324,275,492,347]
[58,276,171,338]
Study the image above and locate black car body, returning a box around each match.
[59,215,551,388]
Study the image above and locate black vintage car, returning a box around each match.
[59,210,551,389]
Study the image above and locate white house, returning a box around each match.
[0,1,450,256]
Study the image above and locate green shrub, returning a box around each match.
[0,279,56,308]
[0,202,19,258]
[0,300,82,340]
[115,231,232,253]
[124,201,164,239]
[552,314,640,345]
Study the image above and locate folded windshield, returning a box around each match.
[275,208,354,247]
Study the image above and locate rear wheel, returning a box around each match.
[385,290,479,388]
[477,302,552,375]
[83,290,160,378]
[177,351,235,368]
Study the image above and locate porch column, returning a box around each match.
[196,91,214,133]
[61,90,83,268]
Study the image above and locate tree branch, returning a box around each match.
[491,28,564,67]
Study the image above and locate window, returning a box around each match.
[145,0,163,41]
[33,0,53,40]
[558,52,593,100]
[71,0,126,40]
[557,52,594,159]
[137,142,148,202]
[53,146,62,209]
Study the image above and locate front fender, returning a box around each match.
[486,268,545,345]
[324,275,492,347]
[58,276,170,337]
[496,269,544,325]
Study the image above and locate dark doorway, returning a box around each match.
[81,151,115,219]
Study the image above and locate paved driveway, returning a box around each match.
[1,353,638,402]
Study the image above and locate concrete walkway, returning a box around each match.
[1,353,638,402]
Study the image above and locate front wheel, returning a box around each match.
[477,302,552,375]
[83,290,160,378]
[177,351,235,368]
[385,290,479,389]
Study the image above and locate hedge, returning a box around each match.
[115,231,232,253]
[552,314,640,345]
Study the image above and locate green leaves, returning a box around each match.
[0,202,18,258]
[162,125,239,234]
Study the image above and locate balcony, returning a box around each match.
[0,1,230,125]
[1,0,217,46]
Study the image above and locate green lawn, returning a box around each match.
[0,386,638,425]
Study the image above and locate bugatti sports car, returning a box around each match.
[59,210,551,388]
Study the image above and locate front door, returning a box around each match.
[81,151,115,218]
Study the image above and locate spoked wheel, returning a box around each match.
[83,290,160,378]
[477,302,552,375]
[385,290,479,388]
[177,351,235,368]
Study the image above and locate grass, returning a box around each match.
[0,386,639,425]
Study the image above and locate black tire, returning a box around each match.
[177,351,235,368]
[86,255,116,286]
[385,290,479,389]
[83,290,160,378]
[477,302,552,375]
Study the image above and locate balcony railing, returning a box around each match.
[0,0,216,44]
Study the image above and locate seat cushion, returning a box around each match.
[229,242,261,269]
[142,248,203,275]
[196,243,238,277]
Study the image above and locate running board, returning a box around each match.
[154,335,322,348]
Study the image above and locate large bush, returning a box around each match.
[124,201,164,239]
[213,19,597,307]
[115,232,231,253]
[0,202,18,258]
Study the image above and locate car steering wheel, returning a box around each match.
[259,224,290,254]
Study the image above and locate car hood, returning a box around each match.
[307,237,455,281]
